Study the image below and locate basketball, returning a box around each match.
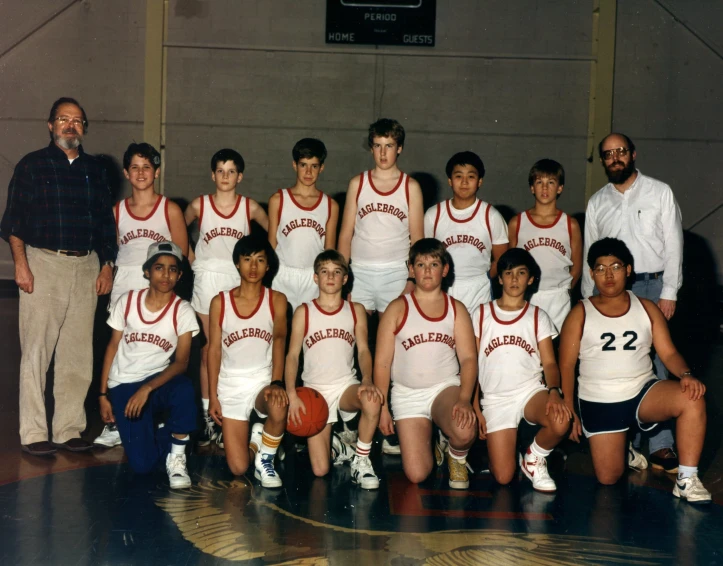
[287,387,329,437]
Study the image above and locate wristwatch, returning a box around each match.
[103,260,115,269]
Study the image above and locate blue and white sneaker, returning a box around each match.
[673,474,712,504]
[254,452,282,488]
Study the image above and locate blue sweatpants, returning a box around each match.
[109,374,196,474]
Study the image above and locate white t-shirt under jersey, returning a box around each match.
[472,300,556,407]
[107,289,199,388]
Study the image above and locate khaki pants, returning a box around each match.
[19,247,98,444]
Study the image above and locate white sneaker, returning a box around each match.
[93,424,122,447]
[249,423,263,455]
[434,430,449,467]
[166,453,192,489]
[519,451,557,493]
[215,431,224,449]
[381,436,401,455]
[254,452,282,488]
[198,414,218,447]
[332,432,354,466]
[350,455,380,490]
[338,421,359,449]
[673,474,712,504]
[628,443,648,470]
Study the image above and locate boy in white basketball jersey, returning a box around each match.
[96,143,189,450]
[560,238,710,503]
[424,151,508,312]
[268,138,339,311]
[98,242,200,489]
[207,236,289,488]
[285,250,383,490]
[185,149,269,447]
[374,238,478,489]
[508,159,582,332]
[338,118,424,314]
[472,248,571,492]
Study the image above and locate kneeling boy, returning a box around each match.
[473,248,570,492]
[560,238,710,503]
[374,238,478,489]
[207,236,289,488]
[285,250,383,489]
[99,242,199,488]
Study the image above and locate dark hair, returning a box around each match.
[211,148,245,173]
[586,237,635,270]
[142,253,182,279]
[47,97,88,134]
[232,235,279,286]
[445,151,486,179]
[123,142,161,171]
[497,248,541,298]
[597,133,636,159]
[314,250,348,275]
[292,138,327,164]
[367,118,405,149]
[528,158,564,186]
[409,238,449,266]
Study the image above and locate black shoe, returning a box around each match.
[51,438,94,452]
[21,441,57,456]
[649,448,679,474]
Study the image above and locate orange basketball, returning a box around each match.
[287,387,329,437]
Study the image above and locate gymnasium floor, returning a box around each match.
[0,291,722,565]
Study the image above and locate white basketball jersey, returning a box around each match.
[351,170,410,266]
[578,292,654,403]
[108,289,194,387]
[515,211,573,290]
[392,293,459,389]
[429,199,494,279]
[115,196,172,267]
[302,299,357,386]
[474,301,555,407]
[219,287,275,379]
[275,189,331,268]
[193,195,250,276]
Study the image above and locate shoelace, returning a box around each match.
[169,456,186,475]
[260,456,276,476]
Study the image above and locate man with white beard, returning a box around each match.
[582,132,684,475]
[0,97,117,456]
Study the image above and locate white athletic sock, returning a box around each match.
[678,465,697,480]
[202,398,210,414]
[356,439,372,458]
[171,435,190,455]
[259,430,283,457]
[528,438,552,459]
[448,445,469,463]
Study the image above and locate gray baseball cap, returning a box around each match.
[144,241,183,268]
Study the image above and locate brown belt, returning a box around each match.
[42,248,92,257]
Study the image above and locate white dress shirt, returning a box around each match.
[582,170,683,300]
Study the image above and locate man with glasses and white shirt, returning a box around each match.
[582,132,683,475]
[1,97,117,456]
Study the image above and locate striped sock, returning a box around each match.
[448,445,469,463]
[356,439,372,458]
[260,430,283,457]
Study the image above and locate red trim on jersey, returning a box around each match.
[288,189,324,211]
[173,299,181,335]
[445,199,482,224]
[268,288,275,320]
[355,173,364,204]
[515,212,522,241]
[124,290,134,324]
[164,197,171,232]
[125,194,163,221]
[312,299,344,316]
[489,300,529,325]
[368,170,404,196]
[114,201,121,238]
[277,189,284,223]
[478,303,484,338]
[450,295,457,319]
[326,194,332,219]
[566,213,573,240]
[209,194,242,219]
[136,289,177,324]
[393,296,409,336]
[404,174,410,204]
[484,203,492,240]
[230,287,264,320]
[589,291,632,319]
[534,306,539,337]
[524,209,563,229]
[433,203,442,237]
[246,196,252,234]
[349,299,358,327]
[198,195,205,226]
[303,303,309,336]
[219,291,225,327]
[410,291,449,322]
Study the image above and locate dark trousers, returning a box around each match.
[109,374,196,474]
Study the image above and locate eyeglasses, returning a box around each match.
[54,116,86,128]
[601,147,630,161]
[592,262,626,275]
